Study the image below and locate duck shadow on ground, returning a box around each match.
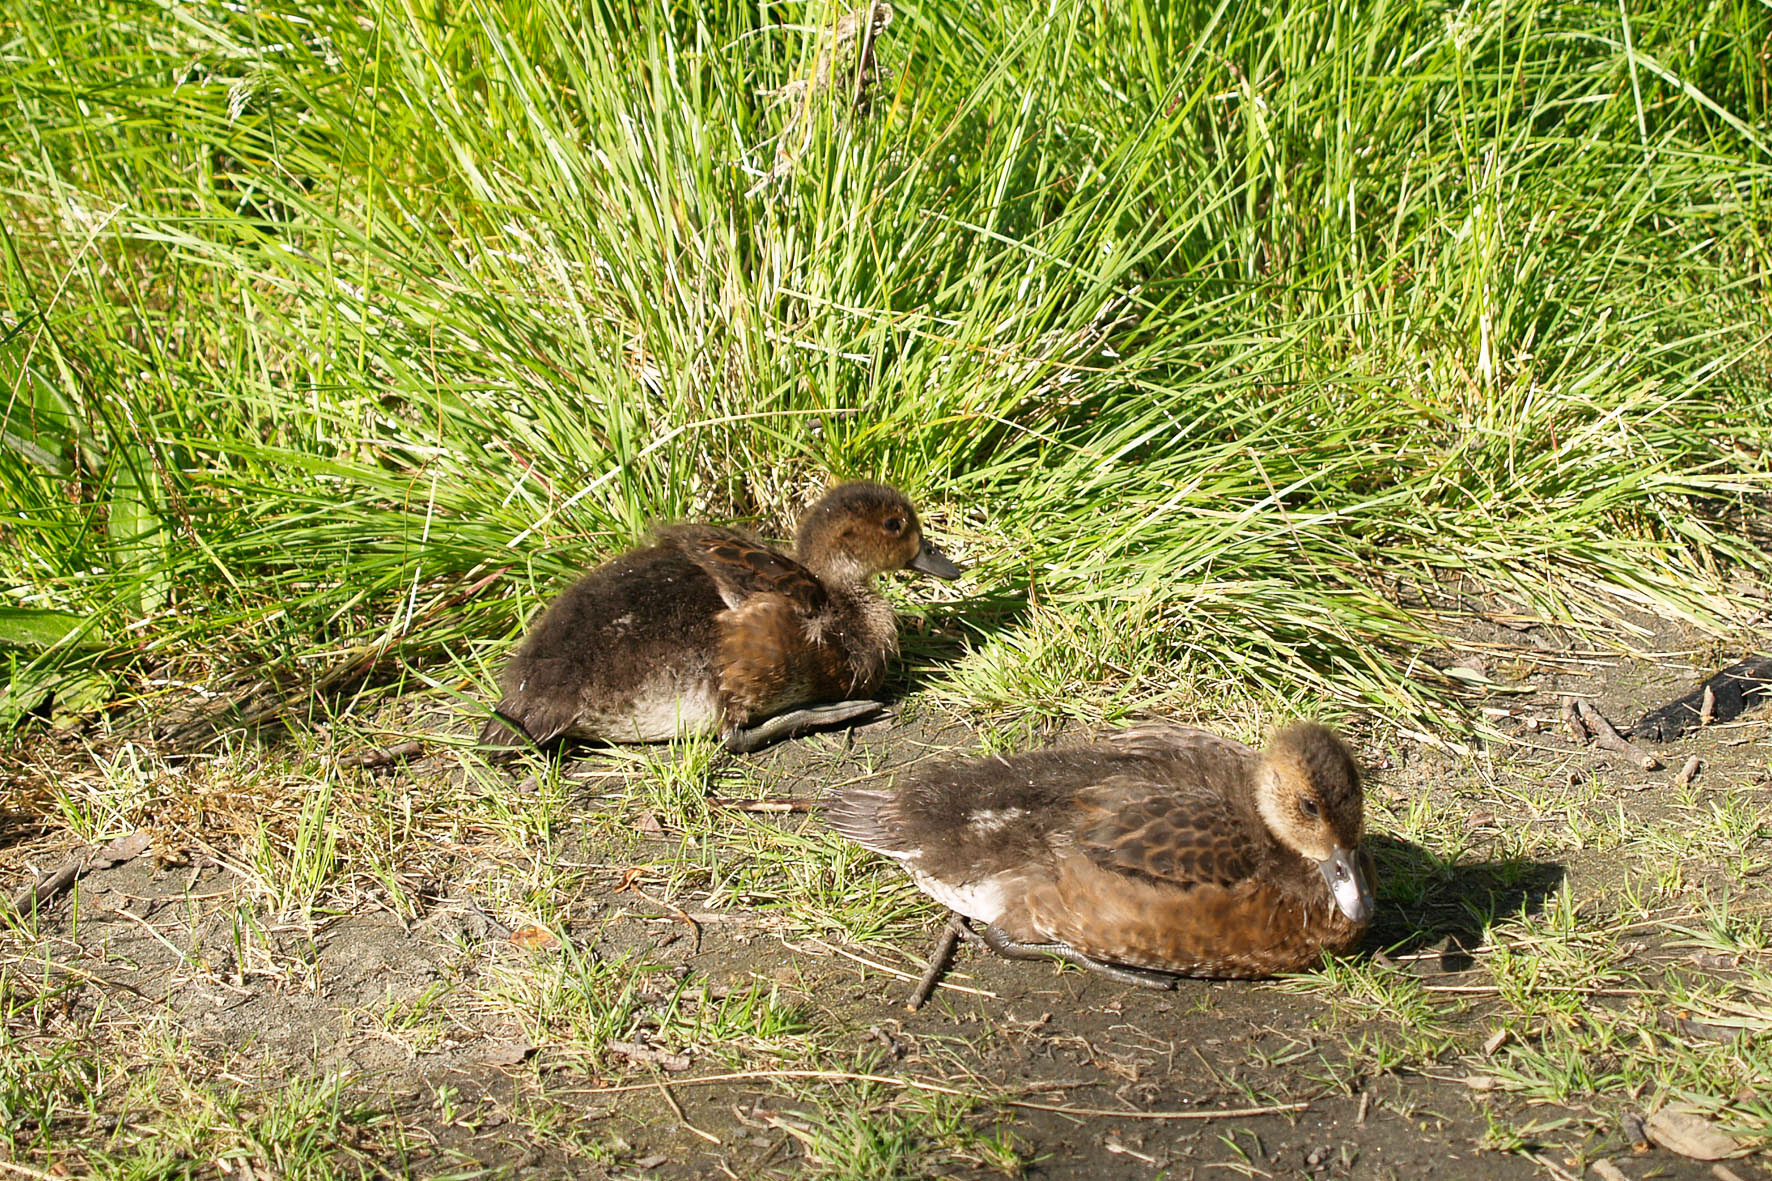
[1363,833,1565,970]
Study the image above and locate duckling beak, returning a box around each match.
[907,539,963,580]
[1318,845,1374,925]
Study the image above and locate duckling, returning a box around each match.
[480,482,961,754]
[824,721,1374,988]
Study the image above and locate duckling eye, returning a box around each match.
[1300,798,1321,820]
[882,517,905,535]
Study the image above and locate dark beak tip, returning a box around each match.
[909,543,963,580]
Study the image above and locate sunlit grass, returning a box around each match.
[2,0,1768,741]
[4,0,1772,1174]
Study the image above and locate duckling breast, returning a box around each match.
[1026,852,1366,978]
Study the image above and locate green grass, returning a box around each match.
[0,976,433,1178]
[3,0,1770,735]
[5,0,1772,1176]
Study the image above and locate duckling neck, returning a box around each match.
[1241,769,1309,874]
[798,549,868,588]
[815,577,898,695]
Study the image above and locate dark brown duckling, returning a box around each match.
[824,721,1375,988]
[480,482,961,754]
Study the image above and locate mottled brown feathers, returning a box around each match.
[480,482,957,749]
[657,525,830,614]
[823,721,1373,980]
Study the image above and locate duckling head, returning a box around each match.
[1254,723,1374,925]
[795,482,962,586]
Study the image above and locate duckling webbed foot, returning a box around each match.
[722,700,887,754]
[978,924,1179,990]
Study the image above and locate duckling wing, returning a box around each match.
[657,526,828,614]
[1099,723,1257,775]
[717,593,872,721]
[1071,779,1258,891]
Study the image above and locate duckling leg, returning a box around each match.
[978,924,1178,991]
[722,700,887,753]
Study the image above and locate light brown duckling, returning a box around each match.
[824,721,1375,988]
[480,482,961,754]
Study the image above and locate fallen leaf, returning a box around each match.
[90,830,151,870]
[508,925,559,950]
[1590,1159,1630,1181]
[1645,1108,1745,1161]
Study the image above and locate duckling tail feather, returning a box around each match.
[821,789,915,856]
[479,708,539,752]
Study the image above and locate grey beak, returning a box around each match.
[1318,845,1374,925]
[907,539,962,580]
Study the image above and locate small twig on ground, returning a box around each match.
[608,1041,692,1072]
[109,905,249,994]
[712,798,814,813]
[1562,697,1591,743]
[907,914,964,1012]
[654,1075,721,1144]
[1529,1152,1581,1181]
[616,876,703,955]
[1396,728,1473,757]
[338,740,425,769]
[8,830,150,917]
[1575,699,1661,771]
[577,1069,1311,1121]
[796,936,997,999]
[1675,756,1702,790]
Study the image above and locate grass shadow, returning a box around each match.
[888,576,1033,699]
[1364,833,1565,970]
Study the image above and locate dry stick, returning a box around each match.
[1575,699,1661,771]
[8,830,149,917]
[712,799,815,814]
[801,937,998,999]
[1675,756,1703,790]
[623,883,703,955]
[907,914,964,1012]
[338,739,425,769]
[1529,1151,1582,1181]
[654,1076,721,1145]
[578,1069,1310,1121]
[608,1041,691,1071]
[10,859,83,918]
[1562,697,1591,743]
[0,1159,64,1181]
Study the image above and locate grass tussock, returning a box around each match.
[1,0,1769,733]
[4,6,1772,1173]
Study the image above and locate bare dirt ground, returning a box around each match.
[5,608,1772,1179]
